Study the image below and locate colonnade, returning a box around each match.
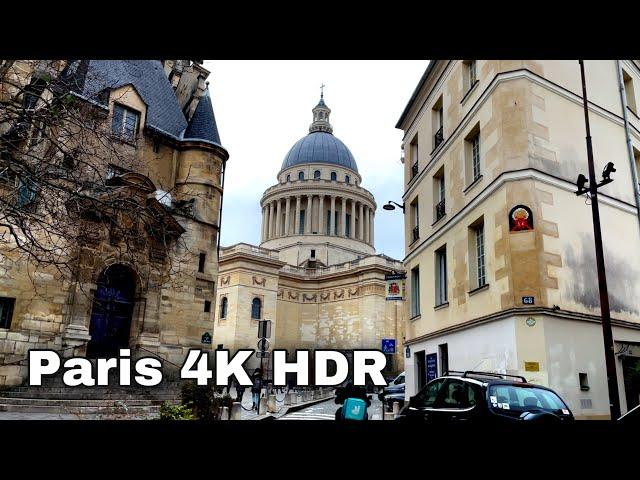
[261,194,374,246]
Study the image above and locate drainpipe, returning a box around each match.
[216,157,227,262]
[615,60,640,236]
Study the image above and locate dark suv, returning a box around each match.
[396,371,574,423]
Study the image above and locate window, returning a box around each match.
[410,136,419,178]
[433,167,445,222]
[286,174,291,182]
[330,171,337,181]
[220,297,228,319]
[314,170,321,180]
[345,175,350,184]
[440,379,476,409]
[439,344,449,375]
[435,245,448,306]
[410,198,419,243]
[153,140,160,153]
[326,210,332,235]
[22,77,47,111]
[111,104,140,143]
[465,124,481,185]
[204,300,211,313]
[411,266,421,317]
[251,298,262,320]
[468,217,486,290]
[198,253,206,273]
[0,297,15,329]
[432,96,444,151]
[298,171,304,180]
[463,60,477,92]
[310,249,316,258]
[414,378,445,407]
[579,373,590,391]
[623,69,637,115]
[345,213,351,237]
[299,210,305,234]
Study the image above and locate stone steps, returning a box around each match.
[0,397,175,407]
[0,401,162,416]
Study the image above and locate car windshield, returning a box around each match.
[488,385,569,417]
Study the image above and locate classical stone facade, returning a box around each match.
[0,60,228,386]
[397,60,640,419]
[214,96,406,377]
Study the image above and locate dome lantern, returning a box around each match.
[309,87,333,134]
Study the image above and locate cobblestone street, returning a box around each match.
[280,392,384,420]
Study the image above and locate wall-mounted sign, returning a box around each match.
[381,339,396,354]
[522,296,535,305]
[201,332,212,344]
[405,345,411,359]
[526,317,536,327]
[524,361,540,372]
[385,273,406,300]
[426,353,438,382]
[258,319,271,339]
[509,205,534,232]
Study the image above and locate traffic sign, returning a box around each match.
[258,320,271,338]
[257,338,270,351]
[381,338,396,354]
[256,351,270,358]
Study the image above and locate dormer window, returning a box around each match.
[330,171,337,181]
[112,103,140,143]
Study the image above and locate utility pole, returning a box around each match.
[578,60,621,420]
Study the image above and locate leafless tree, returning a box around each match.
[0,60,199,294]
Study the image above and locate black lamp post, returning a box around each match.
[383,201,405,212]
[575,60,621,420]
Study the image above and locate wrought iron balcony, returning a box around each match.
[434,126,444,150]
[435,198,446,221]
[412,225,419,242]
[411,162,419,178]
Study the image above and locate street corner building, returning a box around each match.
[0,60,228,386]
[397,60,640,419]
[213,95,407,377]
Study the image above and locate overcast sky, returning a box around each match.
[204,60,429,261]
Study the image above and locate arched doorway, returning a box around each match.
[87,264,137,358]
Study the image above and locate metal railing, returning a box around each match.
[0,340,89,368]
[434,126,444,150]
[412,225,419,242]
[411,162,419,178]
[435,198,446,221]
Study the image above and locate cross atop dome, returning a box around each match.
[310,89,332,134]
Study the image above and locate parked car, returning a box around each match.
[378,371,405,401]
[396,371,575,423]
[384,391,406,412]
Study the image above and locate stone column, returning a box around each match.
[341,197,347,237]
[261,206,267,242]
[329,195,335,236]
[319,194,325,235]
[284,197,291,236]
[294,195,301,235]
[370,209,375,246]
[306,195,313,234]
[275,198,282,237]
[364,205,369,244]
[358,202,364,241]
[268,201,274,239]
[350,199,356,239]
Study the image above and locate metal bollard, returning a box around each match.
[230,402,242,420]
[220,406,230,420]
[393,401,401,417]
[259,396,268,415]
[284,393,292,406]
[267,394,277,413]
[296,394,303,404]
[384,411,395,420]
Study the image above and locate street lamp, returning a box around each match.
[574,60,621,420]
[383,200,405,212]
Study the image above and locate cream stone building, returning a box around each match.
[396,60,640,419]
[0,60,227,386]
[214,95,406,378]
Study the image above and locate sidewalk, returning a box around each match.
[233,388,335,420]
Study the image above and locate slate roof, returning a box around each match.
[281,131,358,173]
[184,90,221,144]
[77,60,222,146]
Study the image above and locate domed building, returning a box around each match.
[214,95,406,377]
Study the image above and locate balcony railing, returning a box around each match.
[412,225,419,243]
[435,198,446,221]
[434,126,444,150]
[411,162,419,178]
